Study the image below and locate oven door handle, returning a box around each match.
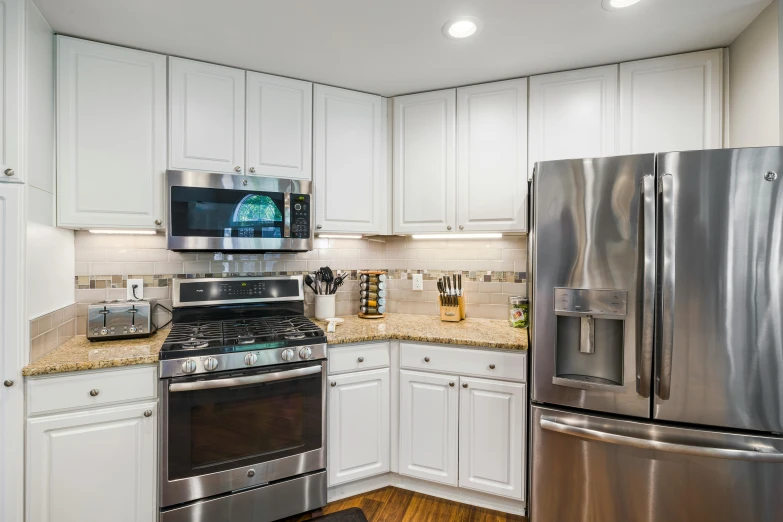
[168,365,322,393]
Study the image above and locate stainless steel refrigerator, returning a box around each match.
[529,147,783,522]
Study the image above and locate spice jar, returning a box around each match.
[508,296,529,328]
[360,282,386,291]
[360,274,386,283]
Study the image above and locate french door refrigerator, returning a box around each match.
[529,147,783,522]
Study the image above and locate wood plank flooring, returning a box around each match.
[279,486,527,522]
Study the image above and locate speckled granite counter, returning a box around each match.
[22,329,169,377]
[313,314,527,351]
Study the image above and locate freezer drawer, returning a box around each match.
[531,405,783,522]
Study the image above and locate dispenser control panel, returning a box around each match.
[554,288,627,317]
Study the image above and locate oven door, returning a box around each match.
[167,170,312,252]
[160,361,326,507]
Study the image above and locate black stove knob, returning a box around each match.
[204,357,219,371]
[299,347,312,360]
[181,359,197,374]
[281,349,295,361]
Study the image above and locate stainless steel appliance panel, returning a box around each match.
[531,405,783,522]
[86,299,157,340]
[531,155,655,418]
[655,147,783,433]
[160,470,327,522]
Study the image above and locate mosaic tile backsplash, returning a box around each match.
[67,231,528,336]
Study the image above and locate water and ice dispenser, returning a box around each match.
[552,288,627,391]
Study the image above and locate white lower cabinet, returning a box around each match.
[459,377,526,500]
[398,370,459,486]
[328,368,390,486]
[27,401,158,522]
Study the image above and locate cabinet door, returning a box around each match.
[393,90,456,234]
[57,37,166,229]
[399,370,458,485]
[27,402,157,522]
[459,377,526,500]
[169,57,245,174]
[0,184,24,522]
[457,79,528,232]
[619,49,723,154]
[328,368,390,486]
[0,0,21,183]
[246,72,312,179]
[314,85,387,234]
[529,65,618,179]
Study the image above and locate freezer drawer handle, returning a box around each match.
[169,365,322,393]
[540,416,783,463]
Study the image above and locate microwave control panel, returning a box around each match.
[290,194,311,239]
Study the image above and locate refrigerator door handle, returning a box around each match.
[637,175,656,398]
[657,173,675,400]
[540,416,783,463]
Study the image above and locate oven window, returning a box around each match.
[166,363,323,481]
[170,186,285,239]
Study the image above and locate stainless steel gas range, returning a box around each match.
[158,275,327,522]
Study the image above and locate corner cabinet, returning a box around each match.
[529,65,618,179]
[169,57,246,174]
[56,37,166,229]
[393,89,456,234]
[314,85,387,234]
[0,0,22,184]
[619,49,723,154]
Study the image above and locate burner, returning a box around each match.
[182,341,210,349]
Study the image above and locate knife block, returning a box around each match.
[439,303,461,322]
[458,295,466,319]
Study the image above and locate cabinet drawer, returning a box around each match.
[26,366,158,416]
[328,342,390,375]
[400,343,526,382]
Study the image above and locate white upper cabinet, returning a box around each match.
[619,49,723,154]
[169,57,245,174]
[327,368,390,486]
[529,65,618,178]
[0,0,21,183]
[246,72,312,179]
[57,37,166,229]
[393,89,456,234]
[459,377,526,500]
[314,85,387,234]
[457,79,528,232]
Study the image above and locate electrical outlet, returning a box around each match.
[412,273,424,291]
[127,279,144,301]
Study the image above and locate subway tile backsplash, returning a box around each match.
[35,232,528,350]
[30,304,78,362]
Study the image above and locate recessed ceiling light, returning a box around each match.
[442,17,481,40]
[602,0,642,11]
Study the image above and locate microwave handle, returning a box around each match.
[168,365,322,393]
[284,192,291,238]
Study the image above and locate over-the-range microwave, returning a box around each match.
[166,170,312,252]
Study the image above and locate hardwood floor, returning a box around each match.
[279,486,527,522]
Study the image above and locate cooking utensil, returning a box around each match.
[304,274,318,294]
[322,267,334,294]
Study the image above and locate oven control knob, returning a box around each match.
[299,347,312,360]
[204,357,219,371]
[281,348,295,361]
[181,359,197,374]
[244,353,258,366]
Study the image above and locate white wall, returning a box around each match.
[25,0,75,318]
[729,0,780,148]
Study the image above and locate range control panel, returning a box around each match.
[290,194,311,239]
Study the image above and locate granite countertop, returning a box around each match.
[23,314,527,377]
[313,314,527,351]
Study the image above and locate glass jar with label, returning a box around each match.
[508,296,529,328]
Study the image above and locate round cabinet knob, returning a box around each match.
[89,389,100,397]
[299,347,312,360]
[281,348,295,361]
[446,226,452,231]
[489,364,496,369]
[249,167,256,173]
[357,356,365,363]
[143,410,153,417]
[204,357,219,371]
[449,382,455,387]
[154,219,162,226]
[424,357,430,363]
[3,380,14,387]
[462,383,468,388]
[330,381,337,387]
[244,353,258,366]
[4,168,14,177]
[181,359,197,374]
[459,225,464,230]
[316,224,323,230]
[234,166,241,172]
[765,171,778,182]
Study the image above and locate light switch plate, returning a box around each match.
[412,273,423,291]
[127,279,144,300]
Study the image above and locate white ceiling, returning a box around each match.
[33,0,771,97]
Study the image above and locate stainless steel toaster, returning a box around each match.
[87,299,158,341]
